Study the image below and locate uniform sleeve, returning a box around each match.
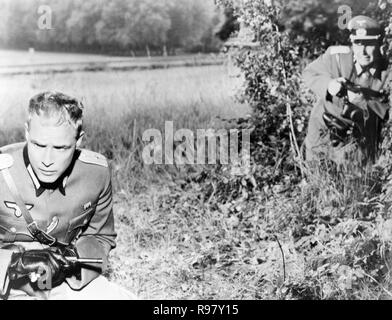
[66,167,117,290]
[0,249,13,296]
[365,68,392,120]
[302,48,335,100]
[367,99,390,119]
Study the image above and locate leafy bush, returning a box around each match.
[215,0,392,190]
[196,0,392,299]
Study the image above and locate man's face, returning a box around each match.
[352,41,377,67]
[26,114,82,183]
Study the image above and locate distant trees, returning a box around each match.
[279,0,392,57]
[93,0,171,55]
[215,7,239,42]
[0,0,224,55]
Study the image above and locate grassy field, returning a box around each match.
[0,49,224,76]
[0,60,252,299]
[0,65,245,128]
[0,64,248,159]
[0,49,220,67]
[3,49,392,301]
[3,51,392,300]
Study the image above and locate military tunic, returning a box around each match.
[303,45,392,163]
[0,143,116,296]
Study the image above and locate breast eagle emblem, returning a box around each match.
[4,201,34,218]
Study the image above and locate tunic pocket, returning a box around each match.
[65,208,95,243]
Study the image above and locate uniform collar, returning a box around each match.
[354,61,376,77]
[354,57,388,79]
[23,145,79,197]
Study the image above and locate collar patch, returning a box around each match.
[354,61,376,77]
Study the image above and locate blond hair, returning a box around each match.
[27,91,84,138]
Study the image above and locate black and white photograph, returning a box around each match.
[0,0,391,303]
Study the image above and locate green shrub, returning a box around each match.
[200,0,392,299]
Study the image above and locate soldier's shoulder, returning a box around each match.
[0,142,25,155]
[0,143,24,170]
[328,46,351,55]
[0,153,14,170]
[77,149,108,168]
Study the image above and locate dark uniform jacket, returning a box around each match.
[303,45,392,163]
[0,143,116,295]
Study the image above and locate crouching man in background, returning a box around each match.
[0,91,135,299]
[303,15,392,165]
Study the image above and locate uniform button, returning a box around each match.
[10,227,16,233]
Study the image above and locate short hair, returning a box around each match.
[27,91,84,138]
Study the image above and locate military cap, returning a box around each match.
[348,15,381,41]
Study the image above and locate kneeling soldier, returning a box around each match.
[0,91,135,299]
[303,15,392,164]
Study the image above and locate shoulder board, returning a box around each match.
[0,154,14,170]
[0,142,25,154]
[329,46,351,55]
[78,149,108,168]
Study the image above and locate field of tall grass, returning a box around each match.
[0,64,254,299]
[3,53,392,299]
[3,56,392,300]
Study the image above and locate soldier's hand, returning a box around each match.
[58,245,78,260]
[8,249,69,288]
[322,112,352,147]
[55,245,81,278]
[327,77,347,96]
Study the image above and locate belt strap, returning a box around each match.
[1,167,63,247]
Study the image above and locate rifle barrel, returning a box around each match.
[65,257,103,264]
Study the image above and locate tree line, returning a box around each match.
[0,0,226,55]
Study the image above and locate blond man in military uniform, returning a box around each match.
[0,91,134,299]
[303,15,392,164]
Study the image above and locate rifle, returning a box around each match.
[322,80,386,147]
[28,257,103,283]
[64,257,103,265]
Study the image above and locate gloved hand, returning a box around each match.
[322,112,353,147]
[327,77,347,97]
[341,101,366,137]
[58,244,79,260]
[57,245,81,280]
[8,249,69,288]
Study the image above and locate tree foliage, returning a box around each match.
[214,0,392,190]
[0,0,225,54]
[194,0,392,299]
